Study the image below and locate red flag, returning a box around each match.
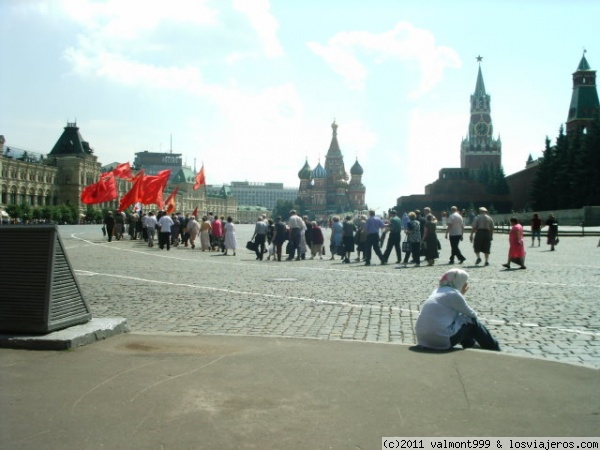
[191,207,198,218]
[140,169,171,208]
[112,162,132,179]
[118,173,144,213]
[127,169,145,183]
[193,165,206,190]
[164,188,179,214]
[81,174,117,204]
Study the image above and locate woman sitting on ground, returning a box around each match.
[415,269,500,351]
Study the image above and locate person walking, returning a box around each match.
[469,207,494,266]
[341,215,356,263]
[286,210,304,260]
[503,217,526,269]
[157,211,174,251]
[545,213,559,251]
[272,216,287,262]
[310,221,325,259]
[251,215,269,260]
[223,216,237,256]
[402,211,421,267]
[186,215,200,250]
[531,213,542,247]
[143,211,157,247]
[445,206,466,264]
[364,209,386,266]
[421,214,440,266]
[103,212,116,242]
[329,216,343,260]
[382,210,402,264]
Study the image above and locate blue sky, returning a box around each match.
[1,0,598,213]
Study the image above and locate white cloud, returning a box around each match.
[232,0,284,58]
[61,0,218,40]
[404,108,466,193]
[307,21,461,96]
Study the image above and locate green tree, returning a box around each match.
[5,204,19,220]
[19,204,32,222]
[272,199,295,221]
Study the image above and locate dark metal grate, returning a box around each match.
[0,225,92,333]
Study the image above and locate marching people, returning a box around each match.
[272,216,288,262]
[329,216,343,261]
[266,218,275,261]
[402,211,421,267]
[199,216,211,251]
[545,213,559,251]
[286,210,304,261]
[415,269,501,351]
[211,215,224,252]
[157,210,174,251]
[421,213,439,266]
[503,217,526,270]
[363,209,386,266]
[341,215,356,264]
[251,215,268,260]
[382,210,402,264]
[531,213,542,247]
[445,206,466,264]
[470,207,494,266]
[103,211,116,242]
[185,214,200,250]
[354,215,367,262]
[310,221,325,259]
[223,216,237,256]
[143,211,158,247]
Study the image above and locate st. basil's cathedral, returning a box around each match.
[296,121,367,217]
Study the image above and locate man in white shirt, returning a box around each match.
[445,206,466,264]
[287,210,305,260]
[143,211,158,247]
[157,211,174,251]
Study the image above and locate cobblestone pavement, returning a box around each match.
[60,224,600,369]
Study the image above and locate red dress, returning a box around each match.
[508,223,526,259]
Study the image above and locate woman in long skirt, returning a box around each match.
[200,216,212,251]
[223,216,237,256]
[186,215,200,249]
[503,217,526,269]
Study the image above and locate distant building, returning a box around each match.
[397,58,511,215]
[297,121,367,219]
[506,52,599,211]
[0,124,237,219]
[228,181,297,210]
[566,51,600,133]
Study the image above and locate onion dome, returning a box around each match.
[350,158,363,175]
[312,162,327,179]
[298,160,312,179]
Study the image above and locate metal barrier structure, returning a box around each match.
[0,225,92,333]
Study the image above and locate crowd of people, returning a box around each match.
[102,207,564,270]
[99,207,577,354]
[103,211,238,254]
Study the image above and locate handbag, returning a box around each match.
[336,244,346,256]
[402,239,410,253]
[246,240,257,251]
[101,225,106,236]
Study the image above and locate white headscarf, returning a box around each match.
[438,269,469,292]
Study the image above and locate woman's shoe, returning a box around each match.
[502,263,510,269]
